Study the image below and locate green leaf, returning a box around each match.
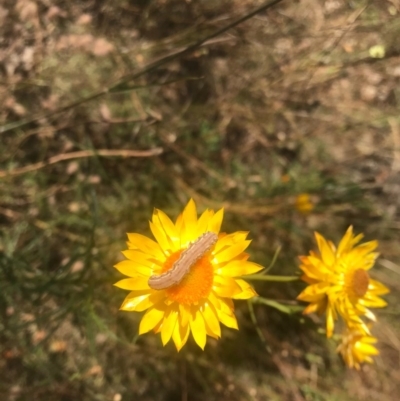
[252,297,304,314]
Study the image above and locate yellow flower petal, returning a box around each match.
[172,320,190,351]
[200,302,221,338]
[299,256,331,279]
[189,308,207,350]
[232,279,258,299]
[122,250,160,267]
[207,291,221,311]
[215,260,263,277]
[180,198,198,244]
[363,308,377,321]
[161,307,178,345]
[297,282,331,302]
[213,275,243,297]
[326,305,335,338]
[153,208,180,249]
[359,295,387,308]
[179,304,191,327]
[213,232,249,254]
[127,233,165,260]
[337,226,354,256]
[174,211,184,240]
[355,240,378,256]
[114,277,150,291]
[369,279,390,295]
[149,221,173,254]
[120,291,164,312]
[208,207,224,234]
[216,305,238,329]
[213,241,251,264]
[314,232,336,267]
[114,260,152,277]
[357,342,379,356]
[311,297,327,315]
[196,208,213,235]
[139,305,166,334]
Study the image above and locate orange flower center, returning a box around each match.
[350,268,370,298]
[161,249,214,305]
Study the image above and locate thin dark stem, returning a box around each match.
[111,0,285,91]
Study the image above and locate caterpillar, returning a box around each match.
[148,231,218,290]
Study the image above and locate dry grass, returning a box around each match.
[1,0,399,400]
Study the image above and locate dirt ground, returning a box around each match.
[0,0,399,400]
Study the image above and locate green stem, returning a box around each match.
[264,245,282,273]
[252,298,304,314]
[247,300,271,353]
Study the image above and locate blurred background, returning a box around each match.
[0,0,399,400]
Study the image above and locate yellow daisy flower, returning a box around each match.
[114,199,263,351]
[297,226,389,337]
[336,324,379,370]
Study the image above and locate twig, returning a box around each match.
[0,0,285,134]
[0,148,163,178]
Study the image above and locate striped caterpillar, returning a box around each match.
[148,231,218,290]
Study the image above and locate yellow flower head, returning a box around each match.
[297,226,389,337]
[114,199,263,351]
[336,324,379,370]
[295,193,314,214]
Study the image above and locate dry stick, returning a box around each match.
[0,0,286,134]
[0,148,163,178]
